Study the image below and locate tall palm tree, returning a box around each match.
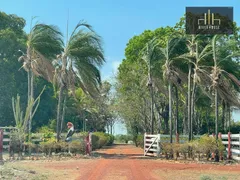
[54,21,105,141]
[159,37,186,143]
[18,22,63,138]
[140,38,160,134]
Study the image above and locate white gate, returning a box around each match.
[144,133,161,157]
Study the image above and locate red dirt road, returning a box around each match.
[40,144,240,180]
[15,144,240,180]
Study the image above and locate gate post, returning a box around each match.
[157,134,161,157]
[0,129,3,161]
[228,132,232,159]
[218,132,223,160]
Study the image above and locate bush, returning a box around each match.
[39,138,56,156]
[37,126,54,142]
[106,134,114,146]
[161,143,173,159]
[135,135,144,148]
[91,132,114,150]
[94,132,108,148]
[91,134,99,150]
[69,140,85,154]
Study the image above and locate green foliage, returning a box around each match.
[37,126,54,142]
[69,140,85,154]
[115,134,132,143]
[135,135,144,148]
[91,132,114,150]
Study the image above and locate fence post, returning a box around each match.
[228,132,232,159]
[176,133,179,143]
[0,129,3,161]
[157,134,161,157]
[218,132,223,160]
[239,132,240,159]
[144,133,146,156]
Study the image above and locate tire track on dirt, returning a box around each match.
[79,158,110,180]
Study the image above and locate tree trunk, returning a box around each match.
[221,101,225,133]
[215,89,218,137]
[183,95,188,135]
[57,85,64,142]
[26,71,31,134]
[188,64,192,141]
[227,104,231,132]
[150,84,154,134]
[60,93,67,134]
[175,86,179,136]
[215,88,219,162]
[169,83,172,143]
[191,81,196,140]
[29,72,34,137]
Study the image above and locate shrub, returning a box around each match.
[95,132,108,148]
[39,137,56,155]
[178,143,189,159]
[161,143,173,159]
[135,135,144,148]
[69,140,85,154]
[37,126,54,142]
[106,134,114,146]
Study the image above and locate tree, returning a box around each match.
[18,21,63,138]
[54,21,105,141]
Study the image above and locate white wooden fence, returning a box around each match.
[220,132,240,161]
[144,133,240,160]
[144,133,161,157]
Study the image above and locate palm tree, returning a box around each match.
[140,38,160,134]
[159,37,185,143]
[18,22,63,138]
[54,21,105,141]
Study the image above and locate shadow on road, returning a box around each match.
[91,144,157,160]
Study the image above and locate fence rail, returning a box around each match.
[144,132,240,160]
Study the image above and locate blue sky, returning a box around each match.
[1,0,240,134]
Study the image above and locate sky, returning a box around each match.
[1,0,240,134]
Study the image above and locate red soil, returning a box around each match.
[38,144,240,180]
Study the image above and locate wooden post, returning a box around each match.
[218,132,223,160]
[228,132,232,159]
[0,129,3,161]
[176,133,179,143]
[144,133,146,156]
[157,134,161,157]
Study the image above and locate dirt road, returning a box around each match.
[6,144,240,180]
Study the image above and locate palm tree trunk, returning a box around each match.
[169,83,172,143]
[57,85,64,142]
[215,88,219,162]
[60,93,67,134]
[29,72,34,137]
[227,104,231,132]
[150,84,154,134]
[191,80,196,140]
[188,64,192,141]
[222,101,225,133]
[26,71,31,134]
[175,86,179,136]
[215,89,219,137]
